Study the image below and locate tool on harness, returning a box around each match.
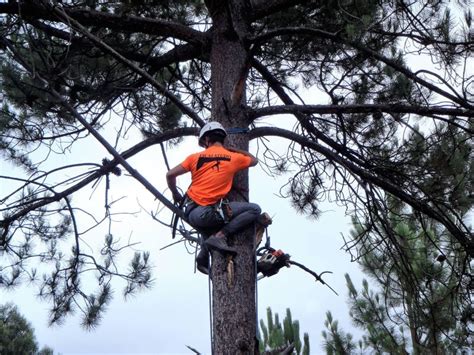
[181,195,232,225]
[214,198,232,223]
[257,248,290,278]
[255,212,272,248]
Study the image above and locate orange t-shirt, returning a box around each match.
[181,145,252,206]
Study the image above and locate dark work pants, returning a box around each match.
[185,201,261,237]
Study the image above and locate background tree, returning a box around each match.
[0,303,54,355]
[322,311,357,355]
[259,307,310,355]
[322,169,472,355]
[0,0,472,352]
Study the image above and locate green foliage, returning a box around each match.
[259,307,310,354]
[323,123,473,352]
[82,284,113,329]
[323,201,472,353]
[37,346,54,355]
[0,303,38,354]
[0,303,54,355]
[322,311,355,355]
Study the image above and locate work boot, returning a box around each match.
[196,245,209,275]
[205,234,237,255]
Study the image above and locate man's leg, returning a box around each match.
[187,205,237,255]
[204,202,260,255]
[220,202,261,237]
[186,205,222,274]
[186,205,222,229]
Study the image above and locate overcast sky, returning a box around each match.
[1,125,368,355]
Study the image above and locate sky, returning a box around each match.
[0,123,367,355]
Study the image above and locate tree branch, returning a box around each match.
[251,0,308,20]
[250,57,370,169]
[0,127,196,231]
[248,126,474,256]
[28,18,208,70]
[249,27,473,109]
[0,2,208,45]
[47,4,205,127]
[249,104,473,131]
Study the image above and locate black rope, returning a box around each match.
[253,223,260,345]
[160,142,171,171]
[171,195,186,239]
[208,269,214,355]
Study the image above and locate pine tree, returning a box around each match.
[322,129,472,353]
[259,307,310,354]
[0,1,472,352]
[323,137,474,354]
[0,303,54,355]
[338,212,473,353]
[322,311,357,355]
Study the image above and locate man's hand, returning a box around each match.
[172,191,184,204]
[226,146,258,166]
[166,164,187,204]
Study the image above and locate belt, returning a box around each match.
[184,196,198,215]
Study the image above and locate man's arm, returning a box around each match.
[226,147,258,167]
[166,164,188,203]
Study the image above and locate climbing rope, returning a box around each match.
[208,270,214,355]
[254,223,260,345]
[159,142,215,353]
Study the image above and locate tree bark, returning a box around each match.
[207,0,257,353]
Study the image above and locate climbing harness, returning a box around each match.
[226,127,249,135]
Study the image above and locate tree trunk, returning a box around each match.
[207,1,256,353]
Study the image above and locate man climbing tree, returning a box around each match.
[0,1,472,353]
[166,121,261,274]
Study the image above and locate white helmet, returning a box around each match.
[198,122,227,147]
